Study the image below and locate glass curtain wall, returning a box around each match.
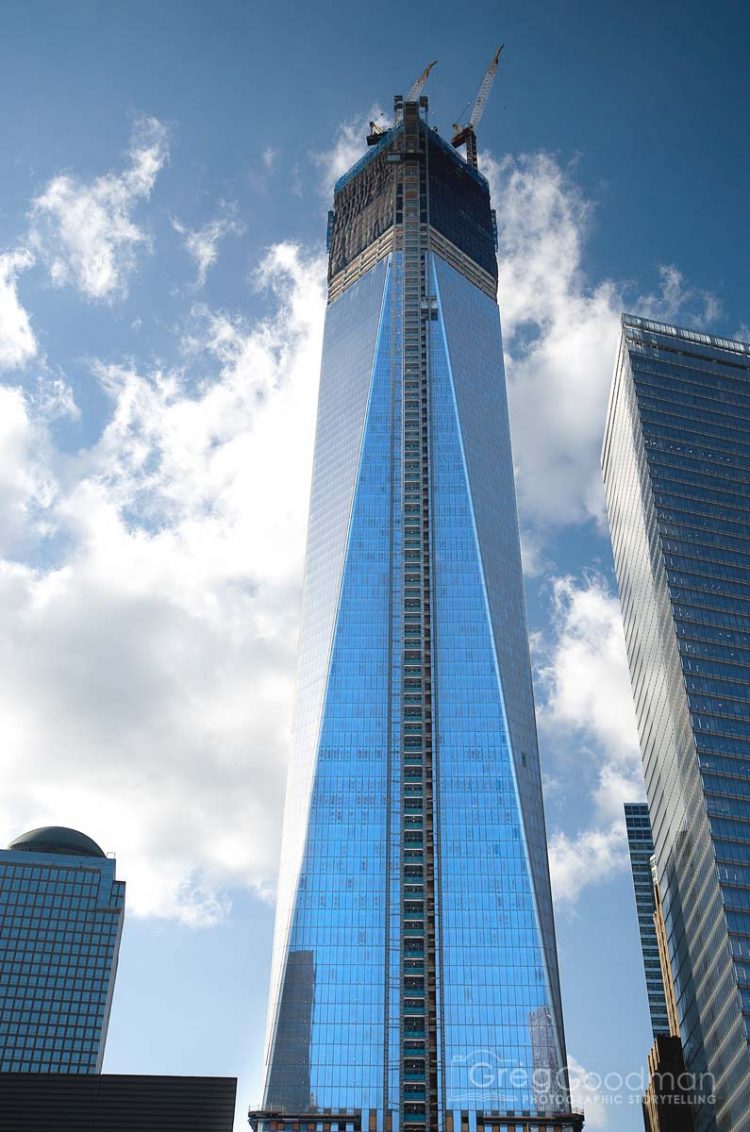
[603,316,750,1132]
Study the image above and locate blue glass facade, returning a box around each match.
[603,317,750,1132]
[0,828,124,1073]
[624,803,670,1037]
[430,259,565,1113]
[259,100,574,1132]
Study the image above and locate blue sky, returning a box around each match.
[1,1,748,1128]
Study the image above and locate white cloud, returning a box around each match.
[0,385,58,554]
[0,249,37,371]
[482,152,721,531]
[29,116,168,301]
[30,376,80,423]
[0,242,326,925]
[519,529,551,578]
[172,204,244,287]
[537,573,643,906]
[548,823,628,911]
[312,106,385,198]
[262,146,277,171]
[641,264,722,326]
[568,1055,609,1129]
[538,574,639,770]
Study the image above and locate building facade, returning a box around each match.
[642,1035,696,1132]
[624,803,670,1036]
[602,317,750,1132]
[255,95,578,1132]
[651,856,680,1039]
[624,804,697,1128]
[0,826,125,1073]
[0,1073,237,1132]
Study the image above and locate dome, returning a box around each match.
[8,826,106,858]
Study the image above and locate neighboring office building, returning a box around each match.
[624,803,671,1036]
[0,1073,237,1132]
[625,804,695,1130]
[0,828,238,1130]
[643,1035,696,1132]
[0,826,124,1074]
[644,865,696,1132]
[651,856,680,1040]
[602,316,750,1131]
[253,84,581,1132]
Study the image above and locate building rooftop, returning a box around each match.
[7,826,106,859]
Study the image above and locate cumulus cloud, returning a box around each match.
[548,824,629,912]
[537,573,643,907]
[483,152,721,532]
[642,264,722,326]
[30,376,80,423]
[538,574,639,770]
[0,250,37,371]
[0,385,58,554]
[172,204,244,287]
[568,1055,608,1129]
[0,243,326,925]
[29,116,168,301]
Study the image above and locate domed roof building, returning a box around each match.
[0,823,124,1074]
[8,825,106,858]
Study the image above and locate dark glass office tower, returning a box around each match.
[603,317,750,1132]
[0,827,125,1073]
[624,803,670,1036]
[254,95,578,1132]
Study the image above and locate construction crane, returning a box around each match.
[407,59,437,102]
[367,60,438,145]
[451,45,504,169]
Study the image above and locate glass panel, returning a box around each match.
[265,260,395,1114]
[265,257,391,1086]
[433,258,565,1060]
[430,256,565,1114]
[0,851,123,1073]
[602,316,750,1130]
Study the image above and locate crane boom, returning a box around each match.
[469,45,503,129]
[451,45,505,169]
[407,60,438,102]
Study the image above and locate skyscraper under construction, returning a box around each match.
[252,64,580,1132]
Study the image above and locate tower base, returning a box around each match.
[249,1109,584,1132]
